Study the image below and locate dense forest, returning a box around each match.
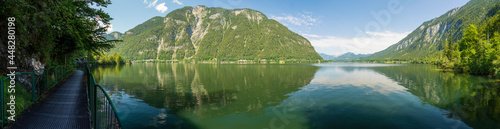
[0,0,118,74]
[439,3,500,76]
[366,0,500,63]
[360,0,500,76]
[92,53,129,65]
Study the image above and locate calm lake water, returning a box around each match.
[92,63,500,129]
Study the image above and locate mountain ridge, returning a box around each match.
[109,6,323,61]
[320,52,371,61]
[104,31,122,40]
[367,0,500,60]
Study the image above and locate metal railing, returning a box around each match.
[0,65,74,126]
[85,64,122,129]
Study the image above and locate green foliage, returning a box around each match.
[360,0,500,76]
[104,32,123,40]
[109,6,323,62]
[367,0,500,61]
[1,76,34,123]
[94,53,126,65]
[0,0,119,73]
[459,25,480,71]
[440,23,500,75]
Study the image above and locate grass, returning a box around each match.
[1,75,33,124]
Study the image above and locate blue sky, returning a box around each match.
[103,0,470,56]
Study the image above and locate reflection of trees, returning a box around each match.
[92,65,125,83]
[369,65,500,128]
[96,64,319,119]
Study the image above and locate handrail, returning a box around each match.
[95,84,121,123]
[85,63,122,129]
[1,65,74,126]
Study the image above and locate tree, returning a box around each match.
[459,24,480,71]
[0,0,120,71]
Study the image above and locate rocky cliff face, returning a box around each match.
[104,32,122,40]
[368,0,500,60]
[395,7,460,51]
[110,6,322,61]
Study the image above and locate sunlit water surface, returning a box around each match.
[92,63,500,129]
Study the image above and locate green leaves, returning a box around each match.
[95,52,125,65]
[368,0,500,61]
[440,21,500,76]
[0,0,117,67]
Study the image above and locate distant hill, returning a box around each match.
[319,53,336,60]
[334,52,371,61]
[109,6,322,61]
[320,52,371,61]
[333,52,371,61]
[104,31,122,40]
[367,0,500,60]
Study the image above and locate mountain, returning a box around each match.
[104,31,122,40]
[319,53,336,60]
[367,0,500,60]
[334,52,371,61]
[109,6,322,61]
[320,53,371,61]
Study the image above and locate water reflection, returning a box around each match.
[93,63,319,128]
[279,63,470,129]
[370,65,500,129]
[92,63,500,129]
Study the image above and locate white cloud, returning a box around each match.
[173,0,183,5]
[303,31,410,56]
[105,24,113,32]
[155,3,168,13]
[301,34,323,38]
[147,0,158,8]
[270,13,319,26]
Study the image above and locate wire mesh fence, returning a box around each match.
[1,65,75,126]
[0,63,122,128]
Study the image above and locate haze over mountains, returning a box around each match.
[319,53,371,61]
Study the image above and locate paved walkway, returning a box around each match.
[9,70,90,129]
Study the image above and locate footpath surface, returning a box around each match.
[9,70,90,129]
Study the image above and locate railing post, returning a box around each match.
[46,69,48,90]
[87,67,89,97]
[1,79,4,126]
[32,72,35,102]
[84,63,121,128]
[58,67,61,81]
[93,79,97,128]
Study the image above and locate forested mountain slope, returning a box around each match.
[109,6,322,61]
[367,0,500,60]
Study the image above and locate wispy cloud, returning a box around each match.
[143,0,168,13]
[301,34,323,38]
[147,0,158,8]
[270,12,319,26]
[303,31,410,56]
[155,3,168,13]
[173,0,183,5]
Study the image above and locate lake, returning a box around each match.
[91,63,500,129]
